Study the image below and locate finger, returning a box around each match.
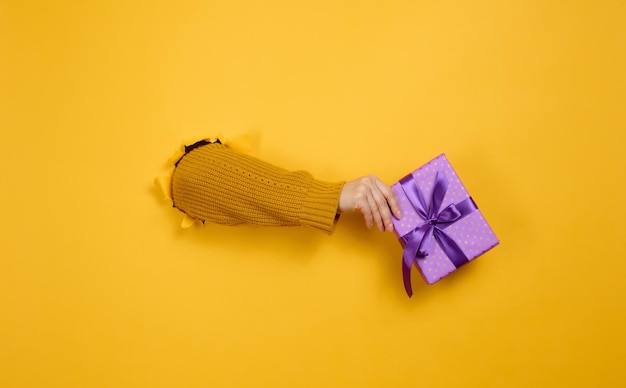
[366,187,385,231]
[370,183,394,232]
[356,197,373,229]
[375,179,402,219]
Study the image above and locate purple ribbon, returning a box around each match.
[399,171,478,297]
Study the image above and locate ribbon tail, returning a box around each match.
[401,234,425,297]
[402,260,413,297]
[400,224,432,297]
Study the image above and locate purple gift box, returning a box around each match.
[391,154,499,296]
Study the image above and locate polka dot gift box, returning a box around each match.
[391,154,499,297]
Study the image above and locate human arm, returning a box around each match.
[169,142,401,233]
[171,142,343,233]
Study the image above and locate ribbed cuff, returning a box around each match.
[300,179,345,234]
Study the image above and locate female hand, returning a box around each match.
[338,175,402,232]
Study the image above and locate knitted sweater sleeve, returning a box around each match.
[171,143,345,234]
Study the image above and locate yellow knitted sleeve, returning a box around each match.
[170,143,345,234]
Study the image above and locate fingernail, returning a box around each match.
[387,223,394,232]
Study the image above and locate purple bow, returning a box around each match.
[399,171,478,297]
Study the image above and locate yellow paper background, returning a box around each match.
[1,1,625,386]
